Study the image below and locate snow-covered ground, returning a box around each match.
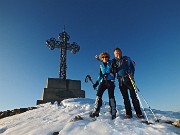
[0,98,179,135]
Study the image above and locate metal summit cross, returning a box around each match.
[36,28,84,105]
[45,28,80,79]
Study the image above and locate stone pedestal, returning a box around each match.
[37,78,85,105]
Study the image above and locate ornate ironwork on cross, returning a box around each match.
[45,28,80,79]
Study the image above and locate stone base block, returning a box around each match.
[37,78,85,105]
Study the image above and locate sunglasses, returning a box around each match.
[102,56,108,59]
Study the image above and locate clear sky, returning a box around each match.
[0,0,180,112]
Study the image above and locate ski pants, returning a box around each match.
[96,80,115,99]
[119,79,142,116]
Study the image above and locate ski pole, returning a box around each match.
[128,74,159,123]
[85,75,107,106]
[85,75,96,90]
[128,74,150,123]
[135,86,159,122]
[85,75,95,84]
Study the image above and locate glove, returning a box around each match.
[93,81,99,89]
[127,73,134,80]
[127,73,132,76]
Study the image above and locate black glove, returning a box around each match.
[93,81,99,89]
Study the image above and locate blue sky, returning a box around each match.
[0,0,180,112]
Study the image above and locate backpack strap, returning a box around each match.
[122,56,135,75]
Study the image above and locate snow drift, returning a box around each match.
[0,98,179,135]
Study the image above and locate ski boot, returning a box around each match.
[89,96,102,118]
[137,114,144,119]
[124,114,132,119]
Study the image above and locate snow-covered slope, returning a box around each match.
[0,98,179,135]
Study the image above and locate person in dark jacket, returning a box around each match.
[90,52,117,120]
[112,48,144,119]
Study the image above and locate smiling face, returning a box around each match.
[100,52,110,62]
[101,55,109,62]
[114,49,122,59]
